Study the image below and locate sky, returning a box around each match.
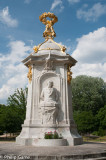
[0,0,106,104]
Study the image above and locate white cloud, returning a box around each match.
[77,3,106,22]
[0,6,18,27]
[50,0,80,12]
[24,0,32,4]
[50,0,64,12]
[58,41,71,53]
[72,27,106,63]
[72,63,106,81]
[0,40,32,104]
[71,27,106,81]
[68,0,80,4]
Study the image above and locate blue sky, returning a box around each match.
[0,0,106,104]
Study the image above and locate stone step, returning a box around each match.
[18,156,106,160]
[0,155,106,160]
[84,158,106,160]
[0,142,106,160]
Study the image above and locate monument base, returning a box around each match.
[16,124,83,146]
[16,137,82,146]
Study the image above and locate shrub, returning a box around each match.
[74,111,95,134]
[92,131,99,136]
[0,130,3,135]
[98,128,106,136]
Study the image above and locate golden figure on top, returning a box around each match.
[39,12,58,39]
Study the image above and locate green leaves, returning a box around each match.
[71,76,106,114]
[7,88,28,109]
[96,105,106,130]
[74,111,95,134]
[0,88,28,134]
[72,76,106,135]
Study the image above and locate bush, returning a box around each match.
[98,128,106,136]
[0,130,3,135]
[74,111,95,134]
[92,131,99,136]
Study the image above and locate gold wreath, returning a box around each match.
[39,12,58,26]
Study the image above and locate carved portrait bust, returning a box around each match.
[40,80,59,124]
[40,80,58,106]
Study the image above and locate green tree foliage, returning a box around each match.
[0,88,28,134]
[71,75,106,114]
[0,105,22,133]
[0,104,7,132]
[73,111,95,134]
[7,88,28,110]
[72,76,106,135]
[96,105,106,130]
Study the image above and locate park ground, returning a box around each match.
[0,133,106,143]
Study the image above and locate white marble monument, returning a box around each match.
[16,12,83,146]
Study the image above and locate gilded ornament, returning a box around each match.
[27,65,32,83]
[39,12,58,39]
[62,46,66,52]
[33,46,38,53]
[67,65,72,83]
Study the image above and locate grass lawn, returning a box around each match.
[83,135,106,142]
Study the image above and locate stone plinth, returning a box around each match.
[32,139,67,146]
[1,142,106,160]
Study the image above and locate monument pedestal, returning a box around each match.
[16,122,82,146]
[16,12,83,146]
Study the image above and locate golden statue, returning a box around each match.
[39,12,58,39]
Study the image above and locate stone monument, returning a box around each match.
[16,12,83,146]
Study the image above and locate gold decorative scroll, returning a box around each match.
[67,65,72,83]
[39,12,58,40]
[27,65,32,83]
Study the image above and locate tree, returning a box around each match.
[73,111,95,134]
[7,88,28,109]
[97,105,106,130]
[7,87,28,127]
[71,76,106,114]
[0,104,7,133]
[1,106,22,133]
[7,88,28,123]
[0,88,28,134]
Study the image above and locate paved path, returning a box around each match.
[0,142,106,160]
